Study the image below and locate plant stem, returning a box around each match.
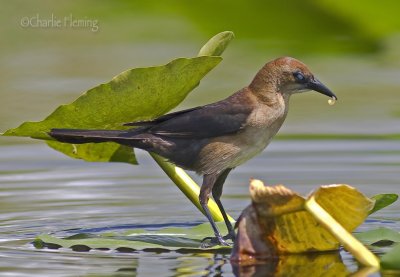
[150,153,234,222]
[305,196,380,268]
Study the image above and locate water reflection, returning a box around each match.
[85,250,380,277]
[231,252,349,277]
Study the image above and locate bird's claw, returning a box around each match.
[223,231,236,242]
[200,234,235,248]
[200,236,231,248]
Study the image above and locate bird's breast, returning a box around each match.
[227,122,280,168]
[195,105,288,175]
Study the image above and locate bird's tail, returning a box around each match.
[49,128,131,145]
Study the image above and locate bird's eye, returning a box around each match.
[293,72,306,83]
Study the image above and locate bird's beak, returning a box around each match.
[307,78,337,100]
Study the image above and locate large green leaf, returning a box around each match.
[3,56,221,140]
[46,141,137,163]
[2,32,234,164]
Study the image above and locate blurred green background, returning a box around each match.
[1,0,400,141]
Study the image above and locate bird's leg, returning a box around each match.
[212,168,235,242]
[199,173,230,247]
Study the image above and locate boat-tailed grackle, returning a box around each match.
[50,57,337,247]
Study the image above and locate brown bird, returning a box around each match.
[49,57,337,246]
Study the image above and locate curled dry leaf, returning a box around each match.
[231,180,374,265]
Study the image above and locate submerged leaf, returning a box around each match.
[369,193,398,214]
[35,222,230,252]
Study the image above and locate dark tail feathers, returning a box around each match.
[49,128,129,144]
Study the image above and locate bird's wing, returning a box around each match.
[123,106,202,127]
[143,102,252,139]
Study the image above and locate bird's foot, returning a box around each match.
[223,231,236,242]
[200,235,232,248]
[200,231,236,248]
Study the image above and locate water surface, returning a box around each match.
[0,140,398,276]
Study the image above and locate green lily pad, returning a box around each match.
[34,222,230,252]
[3,31,234,164]
[369,194,398,215]
[355,227,400,245]
[381,243,400,270]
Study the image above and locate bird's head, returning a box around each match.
[250,57,337,101]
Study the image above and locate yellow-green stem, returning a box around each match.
[150,153,234,222]
[305,196,380,268]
